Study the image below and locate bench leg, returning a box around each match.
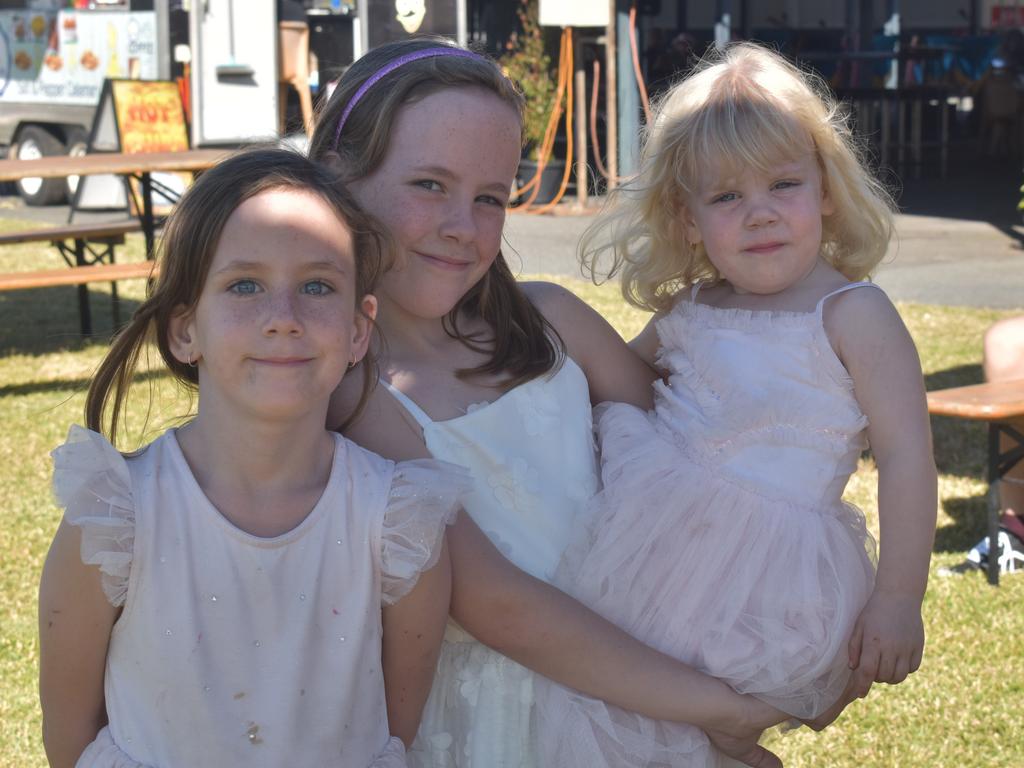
[987,423,1000,586]
[74,239,93,336]
[108,245,121,329]
[986,422,1024,584]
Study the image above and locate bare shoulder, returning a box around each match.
[519,280,591,322]
[331,371,431,462]
[823,284,904,337]
[823,284,917,370]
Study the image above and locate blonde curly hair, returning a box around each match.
[582,42,895,313]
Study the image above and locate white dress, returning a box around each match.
[55,426,467,768]
[535,284,878,767]
[387,358,600,768]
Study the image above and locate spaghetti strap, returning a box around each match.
[815,281,883,316]
[379,379,434,428]
[690,281,704,301]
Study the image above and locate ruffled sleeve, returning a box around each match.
[379,459,470,606]
[51,425,135,607]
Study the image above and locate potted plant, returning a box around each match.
[501,0,564,204]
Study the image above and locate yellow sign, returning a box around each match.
[111,80,188,154]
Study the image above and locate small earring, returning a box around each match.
[346,359,356,371]
[187,353,197,368]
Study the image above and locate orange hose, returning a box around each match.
[525,28,574,214]
[628,2,652,124]
[590,58,613,182]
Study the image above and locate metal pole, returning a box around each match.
[606,0,618,187]
[616,0,639,176]
[715,0,731,48]
[456,0,468,47]
[574,31,588,208]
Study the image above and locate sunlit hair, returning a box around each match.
[85,147,389,447]
[309,36,564,388]
[582,42,895,312]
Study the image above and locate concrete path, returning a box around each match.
[504,208,1024,310]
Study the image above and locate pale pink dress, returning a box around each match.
[55,426,467,768]
[535,283,879,766]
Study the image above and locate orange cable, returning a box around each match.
[510,29,569,204]
[590,58,613,181]
[526,27,574,214]
[629,2,652,124]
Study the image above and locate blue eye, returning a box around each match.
[302,280,334,296]
[415,179,443,192]
[712,192,737,204]
[477,194,506,207]
[774,180,800,190]
[229,279,259,294]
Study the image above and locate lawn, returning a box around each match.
[0,227,1022,767]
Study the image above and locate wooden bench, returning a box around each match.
[927,379,1024,585]
[0,220,157,335]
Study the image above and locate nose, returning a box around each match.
[744,193,779,228]
[438,199,477,244]
[261,289,303,336]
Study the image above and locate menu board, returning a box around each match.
[110,80,188,154]
[0,10,157,106]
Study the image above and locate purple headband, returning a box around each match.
[331,47,487,150]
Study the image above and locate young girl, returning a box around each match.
[309,38,798,768]
[534,43,938,765]
[38,148,467,767]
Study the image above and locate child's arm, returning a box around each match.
[447,514,786,747]
[827,288,937,697]
[629,313,664,368]
[38,520,119,768]
[382,539,452,747]
[521,282,658,408]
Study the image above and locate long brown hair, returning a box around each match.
[309,36,563,388]
[85,147,389,447]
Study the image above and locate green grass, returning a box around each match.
[1,233,1022,766]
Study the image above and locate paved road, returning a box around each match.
[504,208,1024,310]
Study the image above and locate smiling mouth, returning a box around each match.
[251,357,314,367]
[418,252,472,270]
[744,242,785,254]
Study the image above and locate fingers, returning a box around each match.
[888,652,911,685]
[852,631,880,696]
[741,744,783,768]
[874,647,897,684]
[847,619,863,669]
[909,643,923,675]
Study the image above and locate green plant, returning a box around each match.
[500,0,559,161]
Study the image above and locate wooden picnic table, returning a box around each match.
[0,149,230,258]
[927,379,1024,584]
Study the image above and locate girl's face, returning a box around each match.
[170,188,375,423]
[350,87,522,322]
[684,151,834,295]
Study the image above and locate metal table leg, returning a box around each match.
[987,423,1024,585]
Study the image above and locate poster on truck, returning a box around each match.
[0,10,157,105]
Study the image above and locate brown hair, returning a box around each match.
[85,147,389,447]
[309,36,563,388]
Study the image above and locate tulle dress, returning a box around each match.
[54,426,468,768]
[384,358,600,768]
[535,283,879,767]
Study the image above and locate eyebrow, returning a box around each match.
[212,259,348,275]
[410,164,511,196]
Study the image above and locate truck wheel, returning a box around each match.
[63,128,90,201]
[10,126,67,206]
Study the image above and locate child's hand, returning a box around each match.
[847,589,924,697]
[705,696,787,767]
[801,674,862,731]
[705,729,783,768]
